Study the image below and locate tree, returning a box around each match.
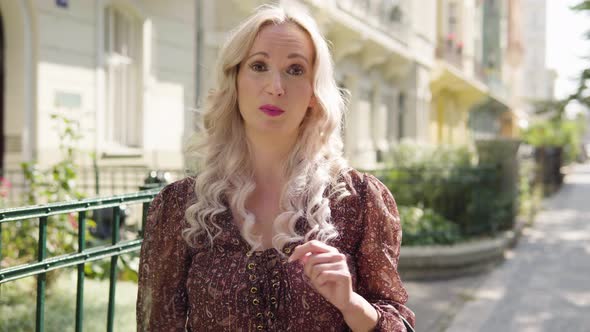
[534,1,590,120]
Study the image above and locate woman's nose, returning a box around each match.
[266,72,285,96]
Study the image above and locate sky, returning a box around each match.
[546,0,590,100]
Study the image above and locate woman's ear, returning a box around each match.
[309,95,317,110]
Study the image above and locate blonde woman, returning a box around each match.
[137,4,415,331]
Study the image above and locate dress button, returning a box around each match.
[252,298,260,305]
[256,312,263,318]
[250,287,258,294]
[246,252,253,257]
[249,274,257,281]
[270,297,277,305]
[257,325,264,330]
[283,247,291,254]
[247,262,256,270]
[272,282,280,288]
[267,312,274,318]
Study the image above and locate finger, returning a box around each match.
[308,262,345,281]
[315,270,351,287]
[288,240,337,262]
[303,253,346,277]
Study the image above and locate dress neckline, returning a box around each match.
[217,203,304,256]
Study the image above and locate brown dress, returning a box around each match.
[137,170,415,331]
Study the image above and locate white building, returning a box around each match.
[199,0,437,170]
[519,0,556,121]
[0,0,196,172]
[0,0,520,178]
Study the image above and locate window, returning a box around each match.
[104,6,142,148]
[448,2,458,38]
[378,0,403,25]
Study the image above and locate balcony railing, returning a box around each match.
[336,0,410,45]
[436,39,464,69]
[474,60,487,83]
[486,72,510,102]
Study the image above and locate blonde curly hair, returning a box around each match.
[183,3,350,253]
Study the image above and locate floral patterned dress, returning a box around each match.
[137,170,415,331]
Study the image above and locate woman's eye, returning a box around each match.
[249,62,267,72]
[287,64,305,76]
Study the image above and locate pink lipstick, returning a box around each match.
[259,104,285,117]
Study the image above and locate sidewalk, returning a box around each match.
[404,272,490,331]
[442,162,590,331]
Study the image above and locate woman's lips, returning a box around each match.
[259,104,285,117]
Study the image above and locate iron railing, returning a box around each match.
[0,166,184,208]
[0,188,161,332]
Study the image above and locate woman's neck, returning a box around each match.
[246,131,296,192]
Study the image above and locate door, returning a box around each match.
[0,13,5,173]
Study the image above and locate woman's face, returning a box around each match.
[237,22,316,141]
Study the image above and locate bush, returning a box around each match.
[375,141,514,241]
[386,140,475,168]
[399,205,462,246]
[522,117,587,164]
[1,113,88,284]
[0,113,137,283]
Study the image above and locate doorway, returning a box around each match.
[0,13,5,173]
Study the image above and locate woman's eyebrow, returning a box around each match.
[246,51,269,61]
[245,51,310,65]
[288,53,310,65]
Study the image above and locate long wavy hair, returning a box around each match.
[183,3,351,253]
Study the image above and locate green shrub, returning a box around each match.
[375,141,515,239]
[399,205,462,246]
[386,140,475,168]
[522,117,587,163]
[0,113,137,283]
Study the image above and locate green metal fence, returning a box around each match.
[0,188,161,332]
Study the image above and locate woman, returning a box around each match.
[137,4,415,331]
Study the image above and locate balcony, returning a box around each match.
[474,60,487,83]
[436,38,463,70]
[486,75,510,104]
[335,0,410,45]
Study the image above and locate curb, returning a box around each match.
[398,220,526,280]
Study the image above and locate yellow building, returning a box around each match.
[430,62,488,145]
[430,0,516,146]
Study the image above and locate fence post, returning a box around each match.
[36,216,48,332]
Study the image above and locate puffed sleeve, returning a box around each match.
[355,174,416,331]
[136,183,193,331]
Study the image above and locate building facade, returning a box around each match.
[0,0,196,172]
[1,0,531,175]
[519,0,556,122]
[199,0,437,170]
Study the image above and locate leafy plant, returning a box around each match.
[399,205,462,246]
[386,140,475,168]
[1,113,89,283]
[522,117,586,163]
[0,113,137,284]
[375,141,516,241]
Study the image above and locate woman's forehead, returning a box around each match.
[248,22,315,61]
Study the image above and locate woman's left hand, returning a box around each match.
[288,240,354,312]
